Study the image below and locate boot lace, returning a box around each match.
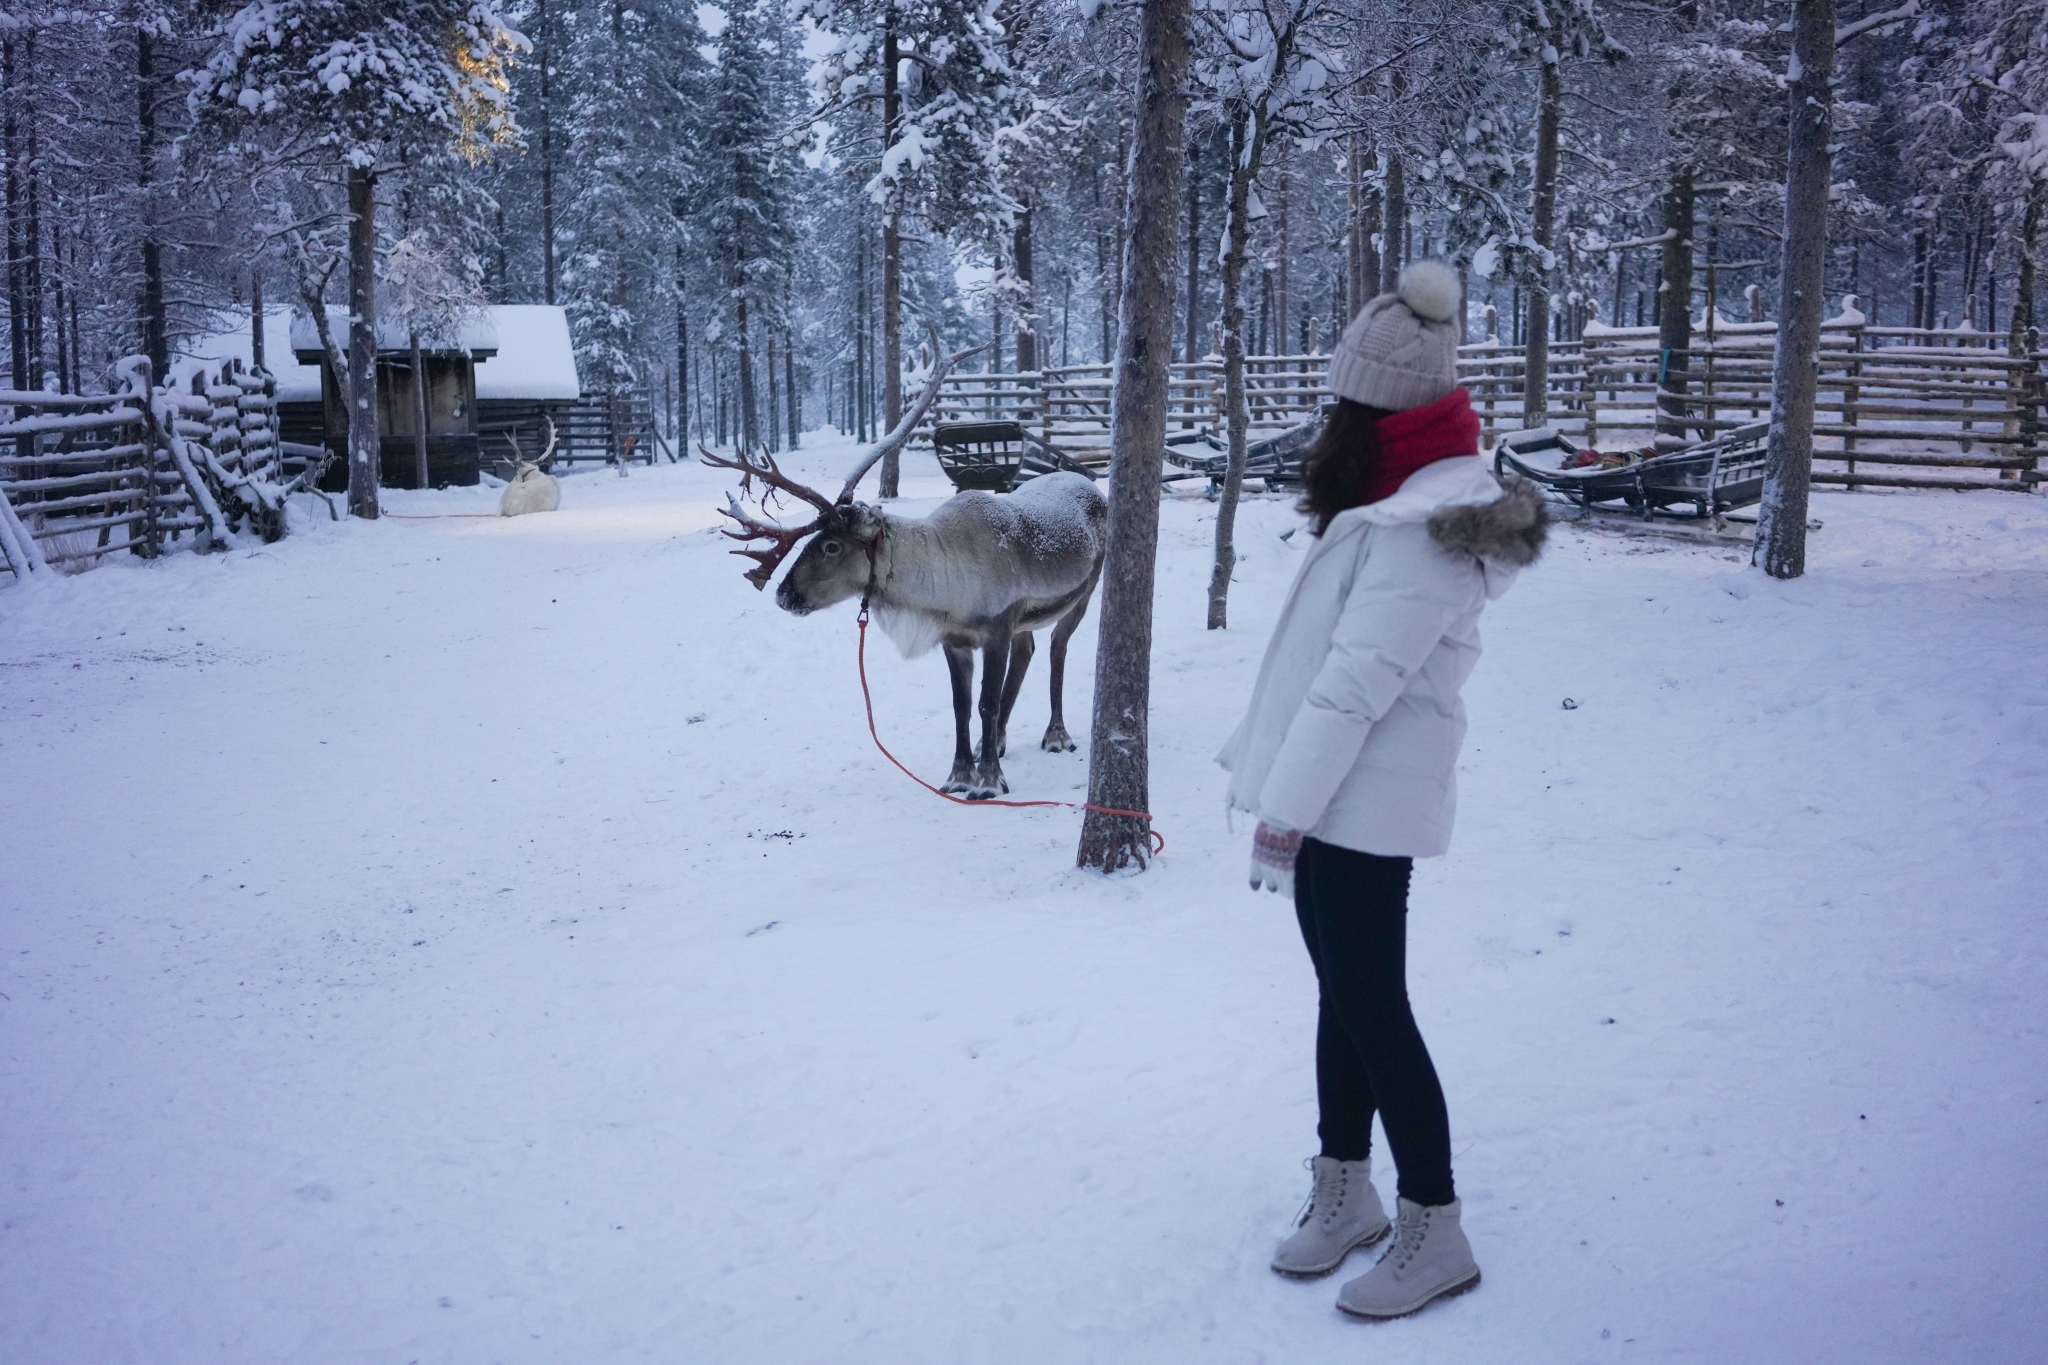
[1381,1205,1431,1271]
[1294,1158,1349,1229]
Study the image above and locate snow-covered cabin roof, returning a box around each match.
[185,305,580,404]
[473,305,580,402]
[288,308,501,359]
[273,304,579,402]
[179,307,324,404]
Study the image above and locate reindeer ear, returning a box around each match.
[844,503,885,540]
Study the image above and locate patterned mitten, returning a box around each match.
[1250,822,1304,895]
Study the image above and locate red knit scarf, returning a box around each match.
[1361,388,1482,504]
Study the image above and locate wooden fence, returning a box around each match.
[923,319,2045,494]
[0,355,291,580]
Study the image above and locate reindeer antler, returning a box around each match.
[698,444,838,590]
[835,320,990,504]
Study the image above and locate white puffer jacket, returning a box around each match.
[1217,456,1547,858]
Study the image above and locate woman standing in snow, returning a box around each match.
[1217,261,1547,1320]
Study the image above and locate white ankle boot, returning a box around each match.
[1270,1156,1391,1278]
[1336,1196,1481,1319]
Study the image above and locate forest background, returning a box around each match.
[7,0,2044,471]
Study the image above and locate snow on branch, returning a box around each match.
[1836,1,1918,48]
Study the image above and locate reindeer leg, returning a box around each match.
[996,631,1035,759]
[1041,592,1091,752]
[942,643,978,794]
[970,639,1012,799]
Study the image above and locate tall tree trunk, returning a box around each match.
[345,164,380,520]
[250,270,265,373]
[1077,0,1190,874]
[1911,228,1927,330]
[1098,213,1114,363]
[1521,31,1562,426]
[854,222,868,441]
[737,279,758,450]
[4,38,25,396]
[879,19,903,496]
[1184,138,1202,362]
[675,246,690,449]
[539,0,556,304]
[136,27,165,381]
[1346,134,1364,318]
[2013,180,2041,465]
[1276,158,1291,351]
[766,330,780,451]
[410,332,429,489]
[22,34,40,386]
[2013,181,2040,350]
[1753,0,1836,580]
[991,238,1005,373]
[1208,109,1260,630]
[1013,200,1036,373]
[1656,167,1696,450]
[784,277,800,449]
[1380,149,1405,295]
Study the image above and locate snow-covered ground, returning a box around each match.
[4,439,2044,1364]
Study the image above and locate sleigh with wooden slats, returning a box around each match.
[932,421,1100,494]
[1494,421,1771,521]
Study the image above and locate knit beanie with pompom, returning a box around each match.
[1324,260,1463,412]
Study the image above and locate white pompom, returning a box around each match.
[1397,260,1461,324]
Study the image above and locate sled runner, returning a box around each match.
[1493,421,1771,522]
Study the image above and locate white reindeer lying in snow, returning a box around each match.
[499,420,561,516]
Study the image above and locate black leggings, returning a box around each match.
[1293,838,1456,1207]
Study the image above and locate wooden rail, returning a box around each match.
[1,355,292,579]
[921,320,2043,493]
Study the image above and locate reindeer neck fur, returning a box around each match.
[865,510,1000,658]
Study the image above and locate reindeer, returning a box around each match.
[704,339,1106,800]
[500,418,561,516]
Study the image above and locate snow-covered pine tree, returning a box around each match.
[805,0,1026,493]
[1496,0,1624,425]
[701,0,796,452]
[1188,0,1349,629]
[191,0,524,517]
[1907,0,2047,350]
[559,0,708,398]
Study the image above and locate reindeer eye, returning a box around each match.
[821,539,844,556]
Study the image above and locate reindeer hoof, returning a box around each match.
[965,771,1009,800]
[1041,727,1077,753]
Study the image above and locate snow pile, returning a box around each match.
[2,442,2045,1362]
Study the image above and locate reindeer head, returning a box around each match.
[774,503,886,615]
[699,323,988,601]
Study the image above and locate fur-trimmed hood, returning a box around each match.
[1322,456,1548,602]
[1428,474,1550,575]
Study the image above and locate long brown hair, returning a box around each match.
[1298,398,1393,536]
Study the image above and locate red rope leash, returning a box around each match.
[855,606,1164,855]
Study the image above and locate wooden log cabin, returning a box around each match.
[289,310,498,489]
[186,305,584,490]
